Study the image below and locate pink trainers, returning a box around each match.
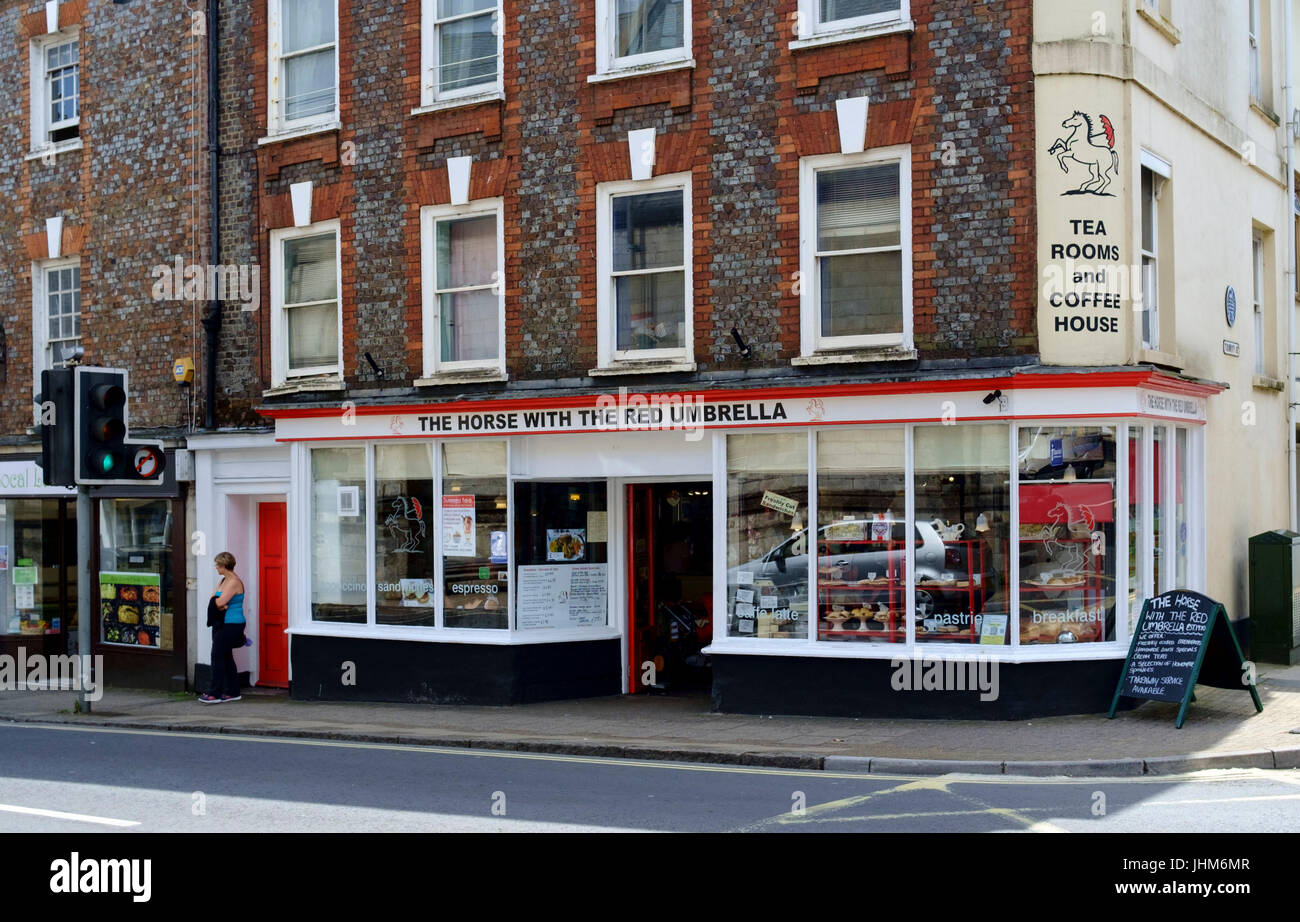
[197,693,221,704]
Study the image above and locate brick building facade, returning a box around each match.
[0,0,203,687]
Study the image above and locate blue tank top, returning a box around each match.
[216,583,245,624]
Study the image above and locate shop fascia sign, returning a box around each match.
[0,460,76,496]
[277,388,1010,441]
[273,382,1208,441]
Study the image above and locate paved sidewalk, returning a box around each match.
[2,664,1299,776]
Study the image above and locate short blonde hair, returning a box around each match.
[215,551,236,570]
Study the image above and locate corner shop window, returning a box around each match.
[1127,428,1144,632]
[444,441,509,629]
[1152,426,1167,593]
[99,499,173,650]
[375,444,436,627]
[1017,426,1117,645]
[513,481,609,630]
[912,426,1009,644]
[311,447,366,623]
[726,432,810,639]
[816,428,906,643]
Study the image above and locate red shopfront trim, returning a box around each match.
[261,370,1222,422]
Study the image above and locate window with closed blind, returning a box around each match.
[425,0,501,104]
[799,148,911,354]
[271,222,342,385]
[269,0,338,132]
[421,200,505,375]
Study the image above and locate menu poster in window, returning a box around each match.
[14,584,34,610]
[516,564,607,629]
[546,529,586,562]
[100,571,162,648]
[441,495,476,557]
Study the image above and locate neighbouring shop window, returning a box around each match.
[1017,426,1117,646]
[1,499,74,638]
[816,428,907,643]
[375,444,436,627]
[311,447,367,623]
[726,432,810,639]
[444,441,509,630]
[514,481,609,630]
[99,499,173,651]
[1127,427,1145,633]
[913,426,1009,644]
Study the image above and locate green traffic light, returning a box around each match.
[101,455,115,473]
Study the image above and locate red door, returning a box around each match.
[257,502,289,688]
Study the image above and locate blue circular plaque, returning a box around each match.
[1226,286,1237,327]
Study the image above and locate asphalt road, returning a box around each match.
[2,723,1299,833]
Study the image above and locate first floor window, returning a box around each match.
[42,261,81,370]
[1252,234,1266,375]
[273,222,341,383]
[616,0,685,58]
[1141,167,1159,349]
[598,174,692,364]
[801,149,909,352]
[425,203,503,370]
[430,0,499,98]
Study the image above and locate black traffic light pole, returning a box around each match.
[76,487,91,714]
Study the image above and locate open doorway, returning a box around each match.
[627,482,712,694]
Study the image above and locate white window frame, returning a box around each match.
[1138,159,1166,351]
[1248,0,1262,101]
[420,199,506,377]
[270,220,344,386]
[596,171,694,368]
[267,0,340,136]
[1253,233,1266,375]
[31,256,82,397]
[799,145,912,355]
[796,0,908,41]
[29,28,80,155]
[421,0,503,107]
[595,0,692,76]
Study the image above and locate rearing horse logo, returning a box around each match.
[1048,111,1119,196]
[385,496,426,553]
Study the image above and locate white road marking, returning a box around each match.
[0,802,139,827]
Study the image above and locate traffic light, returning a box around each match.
[35,368,75,487]
[74,368,166,485]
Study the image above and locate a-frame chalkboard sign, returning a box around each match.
[1109,590,1263,728]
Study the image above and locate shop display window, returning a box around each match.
[1017,426,1117,645]
[444,442,509,630]
[1127,428,1145,633]
[1153,426,1166,593]
[513,481,609,630]
[815,428,907,643]
[311,447,367,623]
[99,499,173,650]
[912,425,1009,644]
[1,499,75,638]
[375,444,437,627]
[726,432,810,639]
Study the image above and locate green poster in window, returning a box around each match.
[99,570,162,649]
[12,565,37,585]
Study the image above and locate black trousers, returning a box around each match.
[209,623,245,696]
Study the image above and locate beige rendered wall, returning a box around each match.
[1034,1,1292,620]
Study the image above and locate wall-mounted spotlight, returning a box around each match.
[731,327,753,360]
[363,352,385,381]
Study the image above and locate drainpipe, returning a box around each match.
[201,0,221,430]
[1287,0,1297,531]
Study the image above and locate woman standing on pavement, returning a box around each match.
[199,551,246,704]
